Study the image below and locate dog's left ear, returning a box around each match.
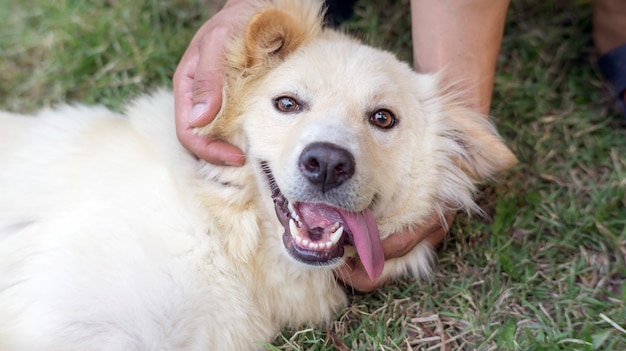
[242,2,323,71]
[446,108,518,181]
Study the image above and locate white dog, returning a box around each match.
[0,0,516,350]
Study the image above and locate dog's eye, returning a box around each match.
[369,109,396,129]
[274,96,300,113]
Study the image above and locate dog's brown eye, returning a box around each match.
[369,109,396,129]
[274,96,300,113]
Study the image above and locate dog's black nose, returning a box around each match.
[299,142,355,192]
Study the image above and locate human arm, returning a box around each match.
[411,0,510,116]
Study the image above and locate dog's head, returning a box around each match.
[200,0,517,281]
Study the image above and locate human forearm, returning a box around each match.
[410,0,510,115]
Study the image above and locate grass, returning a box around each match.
[1,0,624,350]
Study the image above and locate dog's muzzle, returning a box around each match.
[261,142,385,281]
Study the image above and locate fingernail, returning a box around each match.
[224,159,244,167]
[189,104,208,124]
[223,154,246,167]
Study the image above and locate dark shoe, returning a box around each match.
[598,44,626,117]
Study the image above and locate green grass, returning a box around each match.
[1,0,624,350]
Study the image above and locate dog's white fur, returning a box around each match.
[0,1,516,350]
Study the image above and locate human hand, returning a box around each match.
[336,211,455,292]
[173,0,254,166]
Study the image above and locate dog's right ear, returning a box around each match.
[241,1,323,72]
[197,1,323,145]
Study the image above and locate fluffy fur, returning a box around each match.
[0,0,516,350]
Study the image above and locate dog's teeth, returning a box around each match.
[291,219,343,251]
[289,219,300,238]
[287,202,300,221]
[287,201,296,214]
[329,225,344,245]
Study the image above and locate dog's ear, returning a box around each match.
[445,107,518,182]
[242,2,322,70]
[196,2,323,147]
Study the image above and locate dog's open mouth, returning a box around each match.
[262,162,384,281]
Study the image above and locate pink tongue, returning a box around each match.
[339,208,384,281]
[297,203,384,282]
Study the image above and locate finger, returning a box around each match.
[189,25,230,128]
[425,224,446,247]
[173,46,198,139]
[381,213,441,258]
[335,259,389,293]
[175,122,245,166]
[426,211,455,246]
[381,211,454,259]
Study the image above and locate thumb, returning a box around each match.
[335,259,389,293]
